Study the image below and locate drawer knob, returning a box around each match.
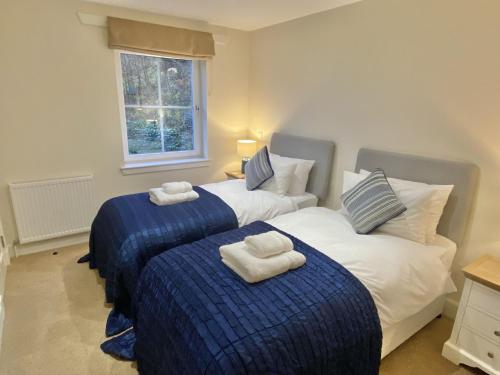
[495,330,500,337]
[487,352,494,359]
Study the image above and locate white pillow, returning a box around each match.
[342,170,433,244]
[424,185,454,242]
[270,153,315,196]
[340,170,365,215]
[360,170,453,243]
[376,180,435,243]
[342,170,365,194]
[260,155,296,195]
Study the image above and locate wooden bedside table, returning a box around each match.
[225,171,245,180]
[442,255,500,374]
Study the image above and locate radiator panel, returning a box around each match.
[9,176,97,244]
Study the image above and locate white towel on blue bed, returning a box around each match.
[161,181,193,195]
[220,241,306,283]
[244,231,294,258]
[149,188,199,206]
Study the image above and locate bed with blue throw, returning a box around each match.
[81,187,238,334]
[103,221,382,374]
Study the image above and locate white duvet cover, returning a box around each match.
[201,179,303,226]
[267,207,457,328]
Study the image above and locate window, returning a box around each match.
[116,51,207,168]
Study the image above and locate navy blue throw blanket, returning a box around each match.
[104,221,382,374]
[83,187,238,335]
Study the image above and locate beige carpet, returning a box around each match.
[0,244,485,375]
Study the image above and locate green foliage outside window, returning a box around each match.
[120,53,195,155]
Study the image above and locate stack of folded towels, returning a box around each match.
[219,231,306,283]
[149,181,199,206]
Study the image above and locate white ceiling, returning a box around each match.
[87,0,362,31]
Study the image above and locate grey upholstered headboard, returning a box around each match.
[270,132,335,201]
[355,149,479,247]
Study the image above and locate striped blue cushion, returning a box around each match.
[245,146,274,190]
[341,168,407,234]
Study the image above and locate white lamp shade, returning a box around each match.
[237,139,257,157]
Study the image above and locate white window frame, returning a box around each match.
[114,50,208,172]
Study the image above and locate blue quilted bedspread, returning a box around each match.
[132,221,382,375]
[87,187,238,322]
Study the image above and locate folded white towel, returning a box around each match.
[220,242,306,283]
[161,181,193,195]
[244,231,294,259]
[149,188,199,206]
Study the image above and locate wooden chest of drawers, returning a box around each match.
[443,256,500,375]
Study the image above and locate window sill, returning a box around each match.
[121,158,211,175]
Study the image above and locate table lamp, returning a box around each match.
[237,139,257,173]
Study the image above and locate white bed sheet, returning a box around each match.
[201,179,317,226]
[267,207,457,329]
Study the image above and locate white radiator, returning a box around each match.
[9,176,97,244]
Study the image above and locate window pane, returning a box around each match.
[160,59,192,106]
[126,108,162,155]
[121,54,160,106]
[163,109,194,152]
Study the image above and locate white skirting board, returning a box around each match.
[14,232,90,257]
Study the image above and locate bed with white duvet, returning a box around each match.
[202,179,318,226]
[120,205,458,371]
[268,207,456,330]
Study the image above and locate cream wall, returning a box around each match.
[249,0,500,300]
[0,0,250,248]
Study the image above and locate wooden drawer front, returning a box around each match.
[468,282,500,320]
[463,307,500,346]
[459,328,500,371]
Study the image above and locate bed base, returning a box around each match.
[381,295,447,358]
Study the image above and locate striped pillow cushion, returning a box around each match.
[245,146,274,190]
[341,168,407,234]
